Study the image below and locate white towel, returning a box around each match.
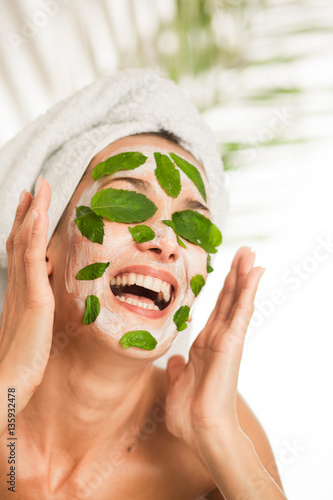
[0,68,227,324]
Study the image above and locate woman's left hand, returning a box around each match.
[165,247,265,454]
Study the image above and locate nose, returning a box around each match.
[134,224,181,263]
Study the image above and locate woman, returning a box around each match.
[0,69,286,499]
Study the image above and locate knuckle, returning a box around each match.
[5,235,14,253]
[24,248,38,266]
[13,231,25,250]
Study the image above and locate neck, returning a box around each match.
[20,322,161,467]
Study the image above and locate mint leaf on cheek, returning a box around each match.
[91,152,148,181]
[190,275,205,297]
[119,330,157,350]
[170,210,222,254]
[162,220,187,248]
[83,295,101,324]
[169,152,207,202]
[173,305,190,331]
[129,225,155,243]
[75,262,110,280]
[91,188,157,223]
[154,152,181,198]
[207,254,214,273]
[75,206,105,244]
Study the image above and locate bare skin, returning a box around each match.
[0,134,285,499]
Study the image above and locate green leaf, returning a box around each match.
[170,210,222,254]
[91,188,158,223]
[190,275,205,297]
[74,206,105,244]
[162,220,187,248]
[91,152,148,181]
[83,295,100,324]
[173,305,190,331]
[75,262,110,280]
[128,225,155,243]
[170,152,207,202]
[119,330,157,350]
[154,152,181,198]
[207,254,214,273]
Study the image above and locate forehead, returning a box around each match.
[85,133,208,181]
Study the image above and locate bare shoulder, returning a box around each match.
[236,392,285,492]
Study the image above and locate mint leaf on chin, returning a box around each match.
[129,225,155,243]
[173,305,190,332]
[83,295,101,324]
[119,330,157,350]
[154,152,181,198]
[75,262,110,280]
[75,206,105,244]
[91,152,148,181]
[91,187,158,223]
[190,275,205,297]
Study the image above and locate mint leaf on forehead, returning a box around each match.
[163,210,222,253]
[91,187,157,223]
[120,330,157,350]
[75,262,110,280]
[173,305,190,331]
[83,295,100,324]
[154,152,181,198]
[91,152,148,181]
[128,225,155,243]
[190,275,205,297]
[75,206,105,244]
[170,152,207,202]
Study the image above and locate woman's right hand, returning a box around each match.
[0,177,55,418]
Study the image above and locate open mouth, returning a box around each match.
[110,272,174,312]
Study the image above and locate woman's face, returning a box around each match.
[48,134,213,360]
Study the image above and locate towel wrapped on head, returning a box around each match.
[0,68,227,361]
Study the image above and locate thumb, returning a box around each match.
[166,355,186,389]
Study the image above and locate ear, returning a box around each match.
[45,254,53,276]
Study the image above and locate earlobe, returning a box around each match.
[45,254,53,276]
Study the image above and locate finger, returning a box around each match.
[25,207,51,297]
[13,179,51,286]
[228,266,265,341]
[205,247,252,330]
[6,190,33,280]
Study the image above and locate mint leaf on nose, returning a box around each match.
[129,225,155,243]
[169,152,207,202]
[91,188,157,223]
[173,305,190,331]
[207,254,214,273]
[190,275,205,297]
[163,210,222,253]
[120,330,157,350]
[75,262,110,280]
[154,152,181,198]
[75,206,105,244]
[91,152,148,181]
[83,295,101,324]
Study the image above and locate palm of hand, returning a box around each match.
[165,248,264,450]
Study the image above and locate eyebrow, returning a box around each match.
[98,176,211,214]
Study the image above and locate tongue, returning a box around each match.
[119,293,156,306]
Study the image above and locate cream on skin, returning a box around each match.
[62,139,213,359]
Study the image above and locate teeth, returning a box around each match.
[111,272,173,303]
[115,295,159,310]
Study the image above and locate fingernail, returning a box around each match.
[32,208,39,221]
[35,175,43,196]
[19,189,27,205]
